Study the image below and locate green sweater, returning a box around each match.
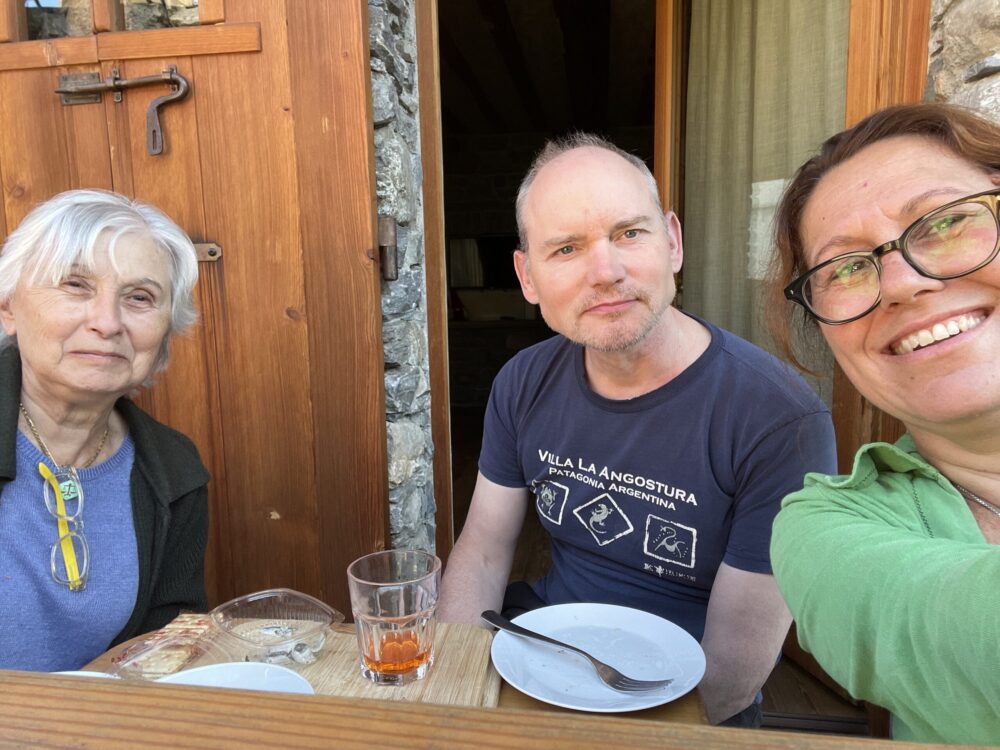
[772,435,1000,744]
[0,347,210,647]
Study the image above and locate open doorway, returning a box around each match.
[437,0,658,533]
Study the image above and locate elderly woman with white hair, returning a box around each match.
[0,189,209,672]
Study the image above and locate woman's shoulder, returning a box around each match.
[116,398,209,490]
[779,435,952,532]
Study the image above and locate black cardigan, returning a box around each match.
[0,347,210,646]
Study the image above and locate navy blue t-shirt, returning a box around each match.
[479,318,836,640]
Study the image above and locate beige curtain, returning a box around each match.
[682,0,849,364]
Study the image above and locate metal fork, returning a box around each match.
[481,610,672,693]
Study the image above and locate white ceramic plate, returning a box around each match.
[490,603,705,713]
[156,662,314,694]
[53,671,120,679]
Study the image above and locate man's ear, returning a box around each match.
[664,211,684,274]
[513,249,539,304]
[0,298,16,337]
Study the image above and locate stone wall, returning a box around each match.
[369,0,436,552]
[927,0,1000,117]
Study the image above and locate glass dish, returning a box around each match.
[209,588,344,668]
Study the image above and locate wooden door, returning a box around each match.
[0,0,388,616]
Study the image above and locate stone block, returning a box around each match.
[381,258,424,317]
[384,363,431,415]
[368,6,397,76]
[933,0,1000,99]
[383,318,428,368]
[951,76,1000,116]
[966,53,1000,83]
[389,483,436,553]
[371,71,398,126]
[374,127,416,224]
[400,92,418,114]
[386,0,410,20]
[387,418,426,487]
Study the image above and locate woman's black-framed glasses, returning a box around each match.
[784,188,1000,325]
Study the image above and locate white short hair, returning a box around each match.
[0,189,199,371]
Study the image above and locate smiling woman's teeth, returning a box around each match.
[893,314,984,354]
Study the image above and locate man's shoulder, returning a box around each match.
[708,324,827,413]
[496,334,574,382]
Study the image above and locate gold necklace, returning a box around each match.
[18,401,109,469]
[952,482,1000,520]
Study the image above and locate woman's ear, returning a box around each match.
[0,298,16,337]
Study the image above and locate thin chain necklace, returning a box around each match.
[952,482,1000,520]
[18,401,109,469]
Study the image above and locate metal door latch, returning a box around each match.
[55,66,191,156]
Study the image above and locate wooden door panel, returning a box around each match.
[0,1,387,616]
[107,55,229,604]
[0,67,87,226]
[283,1,390,590]
[188,10,323,599]
[61,73,115,192]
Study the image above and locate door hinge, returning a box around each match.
[378,216,398,281]
[194,243,222,263]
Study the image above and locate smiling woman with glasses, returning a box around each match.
[784,188,1000,325]
[0,190,209,673]
[765,103,1000,745]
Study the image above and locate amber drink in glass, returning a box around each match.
[347,549,441,684]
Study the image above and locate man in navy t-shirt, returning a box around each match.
[438,134,836,725]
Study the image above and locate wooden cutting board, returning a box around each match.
[306,623,500,707]
[93,616,500,709]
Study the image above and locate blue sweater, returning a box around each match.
[0,347,210,670]
[1,432,139,671]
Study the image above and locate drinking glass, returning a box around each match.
[346,549,441,684]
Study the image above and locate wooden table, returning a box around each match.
[0,669,957,750]
[81,620,706,724]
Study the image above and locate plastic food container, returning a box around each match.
[112,634,220,680]
[209,588,344,667]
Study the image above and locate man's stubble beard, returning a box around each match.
[540,285,674,353]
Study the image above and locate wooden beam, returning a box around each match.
[652,0,685,214]
[0,36,98,72]
[834,0,931,471]
[200,0,226,25]
[0,2,28,44]
[96,22,260,61]
[92,0,125,33]
[416,0,454,563]
[845,0,931,127]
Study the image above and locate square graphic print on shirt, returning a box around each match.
[532,479,570,525]
[572,493,634,546]
[643,514,697,569]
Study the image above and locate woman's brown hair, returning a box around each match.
[766,102,1000,370]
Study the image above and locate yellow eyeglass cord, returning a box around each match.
[38,462,84,591]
